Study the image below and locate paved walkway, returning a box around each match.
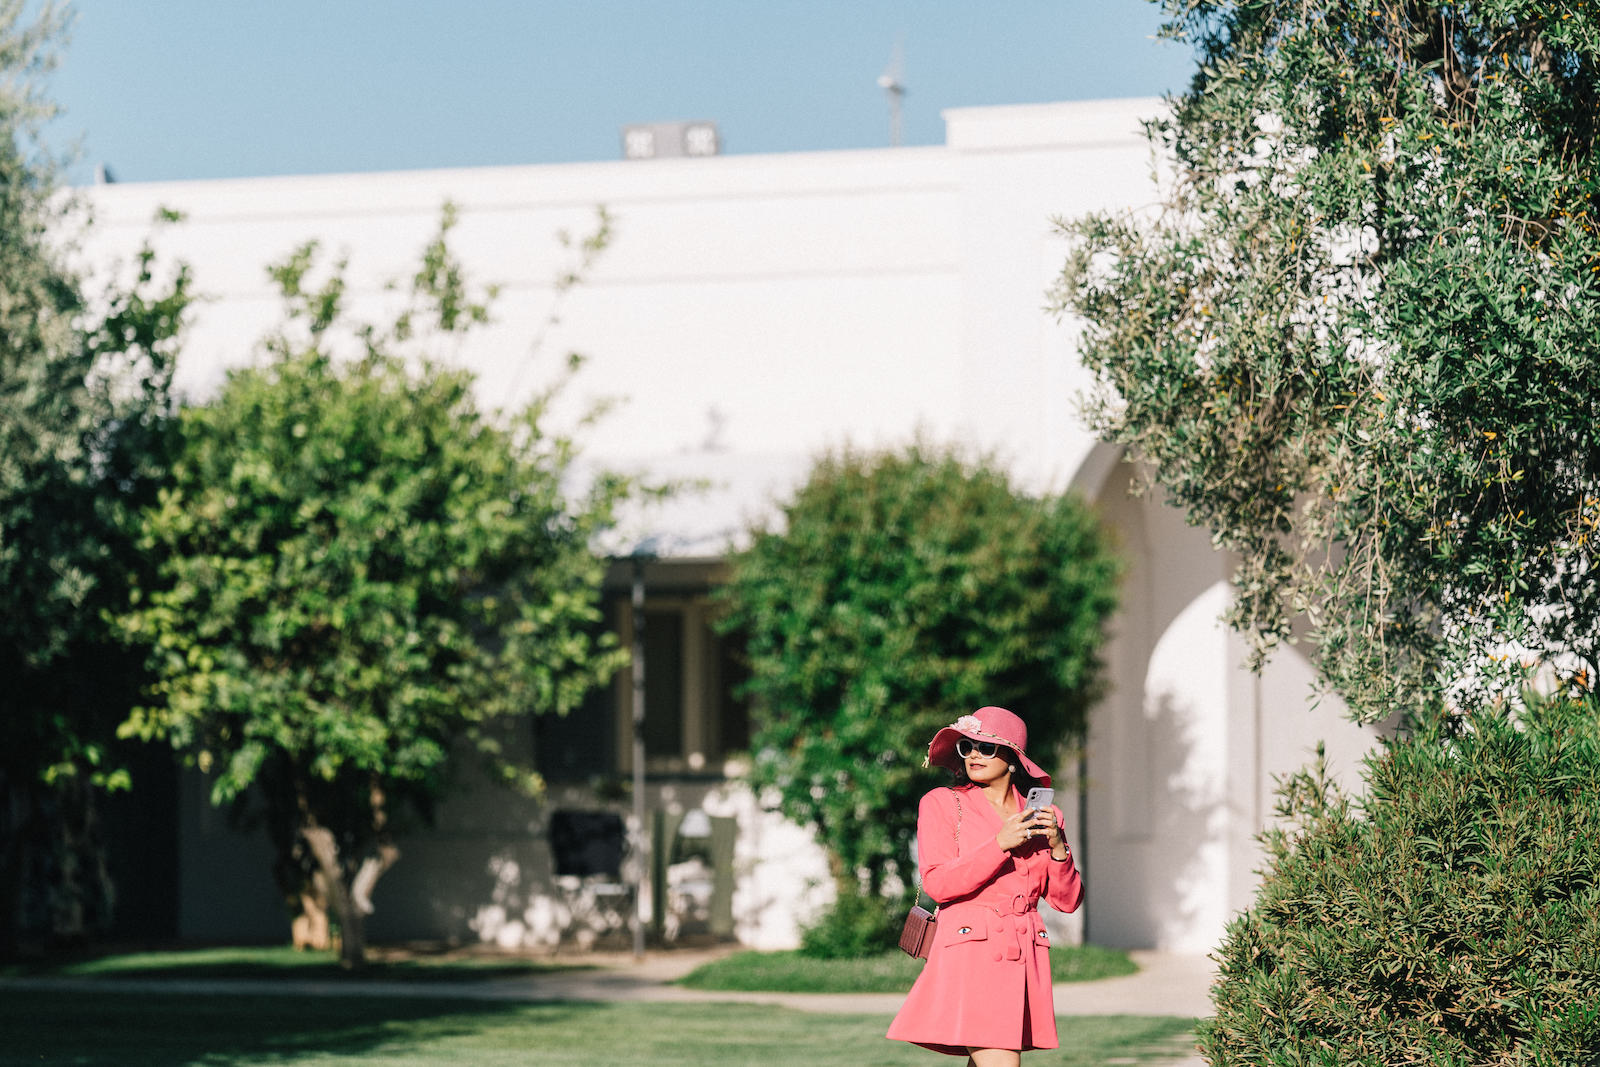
[2,947,1216,1065]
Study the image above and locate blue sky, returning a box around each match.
[44,1,1197,184]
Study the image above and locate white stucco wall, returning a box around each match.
[1084,460,1233,950]
[354,774,830,953]
[78,98,1162,524]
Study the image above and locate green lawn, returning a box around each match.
[0,944,586,982]
[0,990,1197,1067]
[679,944,1138,993]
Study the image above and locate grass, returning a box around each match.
[678,943,1139,994]
[0,944,587,983]
[0,990,1197,1066]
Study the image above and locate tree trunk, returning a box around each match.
[295,777,402,969]
[0,780,31,960]
[299,825,363,968]
[0,776,114,957]
[298,824,400,969]
[290,869,332,951]
[264,755,324,947]
[45,776,113,945]
[350,844,400,917]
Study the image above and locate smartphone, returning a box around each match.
[1023,787,1054,813]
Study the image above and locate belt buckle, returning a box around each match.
[1010,893,1028,914]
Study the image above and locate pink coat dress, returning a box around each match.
[886,783,1084,1056]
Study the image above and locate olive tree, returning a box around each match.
[1054,2,1600,1058]
[1055,0,1600,724]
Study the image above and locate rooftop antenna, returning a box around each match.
[876,38,906,147]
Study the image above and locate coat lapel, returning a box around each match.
[959,784,1048,889]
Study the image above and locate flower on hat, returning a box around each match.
[954,714,983,733]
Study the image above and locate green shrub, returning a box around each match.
[797,888,901,959]
[1200,692,1600,1065]
[720,442,1118,906]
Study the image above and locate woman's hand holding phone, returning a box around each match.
[996,808,1040,851]
[1030,807,1068,857]
[998,804,1064,853]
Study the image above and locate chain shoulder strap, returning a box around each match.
[914,787,962,909]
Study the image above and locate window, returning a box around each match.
[613,593,748,776]
[641,611,686,759]
[535,558,750,782]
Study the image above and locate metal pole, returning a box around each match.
[630,556,647,960]
[1077,748,1089,944]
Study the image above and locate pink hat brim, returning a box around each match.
[926,725,1051,788]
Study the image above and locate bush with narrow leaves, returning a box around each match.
[1200,692,1600,1065]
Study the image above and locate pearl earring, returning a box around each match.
[1008,763,1018,773]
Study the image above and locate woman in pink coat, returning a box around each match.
[886,705,1083,1066]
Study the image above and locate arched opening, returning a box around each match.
[1075,449,1379,951]
[1081,456,1231,950]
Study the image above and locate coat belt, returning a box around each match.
[980,892,1036,916]
[958,893,1036,960]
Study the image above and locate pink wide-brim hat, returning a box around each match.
[925,705,1051,787]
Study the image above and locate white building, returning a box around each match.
[81,97,1375,954]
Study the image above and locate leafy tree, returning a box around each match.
[1054,0,1600,724]
[1055,3,1600,1057]
[117,213,633,967]
[718,443,1118,946]
[0,0,188,955]
[1200,691,1600,1064]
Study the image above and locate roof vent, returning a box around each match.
[622,121,721,160]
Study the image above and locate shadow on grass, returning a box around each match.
[0,991,1196,1067]
[1,990,566,1066]
[0,944,590,983]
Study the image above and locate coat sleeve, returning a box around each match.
[1042,804,1084,914]
[918,788,1008,903]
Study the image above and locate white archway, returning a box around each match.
[1075,452,1380,950]
[1080,457,1232,950]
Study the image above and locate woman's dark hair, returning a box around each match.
[949,746,1037,792]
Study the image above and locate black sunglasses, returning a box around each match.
[955,738,1000,759]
